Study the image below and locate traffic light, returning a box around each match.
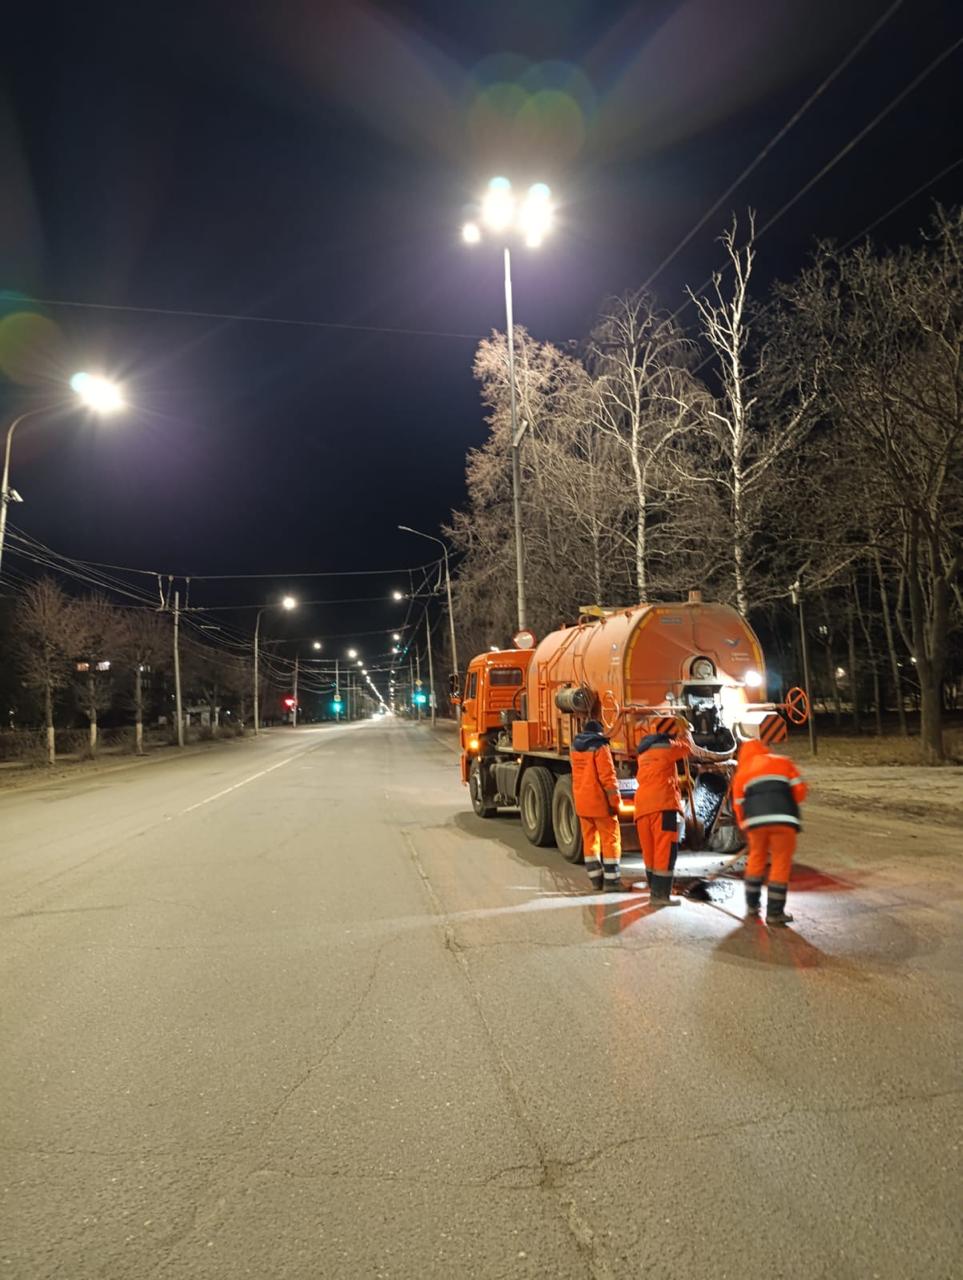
[330,694,343,715]
[282,696,297,710]
[413,691,428,706]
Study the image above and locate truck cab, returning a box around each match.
[458,649,533,786]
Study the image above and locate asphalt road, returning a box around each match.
[1,720,960,1279]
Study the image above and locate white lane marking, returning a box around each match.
[176,720,369,816]
[178,755,296,815]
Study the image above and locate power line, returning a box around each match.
[840,154,963,250]
[673,30,963,332]
[756,33,963,242]
[5,292,484,344]
[641,0,904,293]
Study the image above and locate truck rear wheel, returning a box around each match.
[519,766,556,847]
[552,776,583,863]
[469,760,497,818]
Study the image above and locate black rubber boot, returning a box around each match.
[602,862,623,892]
[766,882,794,926]
[745,876,763,918]
[584,856,604,891]
[648,872,680,907]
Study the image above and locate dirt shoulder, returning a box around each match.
[784,738,963,829]
[433,720,963,830]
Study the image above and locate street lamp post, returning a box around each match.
[397,525,459,676]
[463,178,553,633]
[0,373,125,580]
[253,595,297,735]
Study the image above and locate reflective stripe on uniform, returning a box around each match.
[744,813,801,828]
[745,774,800,788]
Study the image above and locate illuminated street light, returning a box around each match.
[392,590,404,601]
[313,641,322,651]
[1,372,127,581]
[461,175,555,632]
[70,371,125,414]
[253,596,298,735]
[347,648,358,659]
[392,632,401,641]
[480,175,515,232]
[398,525,459,677]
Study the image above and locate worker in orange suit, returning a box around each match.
[571,719,622,891]
[731,739,808,925]
[634,721,729,906]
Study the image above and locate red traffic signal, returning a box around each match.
[282,696,298,709]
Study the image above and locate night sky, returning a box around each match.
[1,0,961,659]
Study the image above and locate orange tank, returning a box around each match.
[511,597,768,756]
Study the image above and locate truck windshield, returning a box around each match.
[489,668,523,686]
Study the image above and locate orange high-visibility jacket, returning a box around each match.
[732,741,807,831]
[633,733,691,817]
[571,733,620,818]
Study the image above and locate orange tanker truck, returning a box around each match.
[455,593,808,863]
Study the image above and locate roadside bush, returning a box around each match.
[0,729,47,763]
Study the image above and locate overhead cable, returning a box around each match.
[5,293,484,344]
[641,0,905,293]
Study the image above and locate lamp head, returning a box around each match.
[70,372,124,414]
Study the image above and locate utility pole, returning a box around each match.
[173,590,185,748]
[425,612,436,728]
[791,578,817,757]
[335,657,340,720]
[253,611,262,735]
[504,246,527,633]
[414,648,422,722]
[292,654,299,727]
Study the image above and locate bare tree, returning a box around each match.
[13,579,83,764]
[781,207,963,761]
[680,212,819,612]
[71,595,125,756]
[587,291,705,599]
[118,610,170,754]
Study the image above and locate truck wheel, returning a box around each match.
[469,761,497,818]
[519,766,556,847]
[708,822,745,855]
[552,775,582,863]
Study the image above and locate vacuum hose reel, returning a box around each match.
[555,685,595,715]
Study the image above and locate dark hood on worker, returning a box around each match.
[636,732,674,755]
[573,728,609,752]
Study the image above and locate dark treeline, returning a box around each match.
[0,579,258,764]
[447,209,963,762]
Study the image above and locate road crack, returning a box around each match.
[402,828,615,1279]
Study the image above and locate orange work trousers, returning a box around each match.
[579,815,621,864]
[635,810,680,874]
[745,826,797,884]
